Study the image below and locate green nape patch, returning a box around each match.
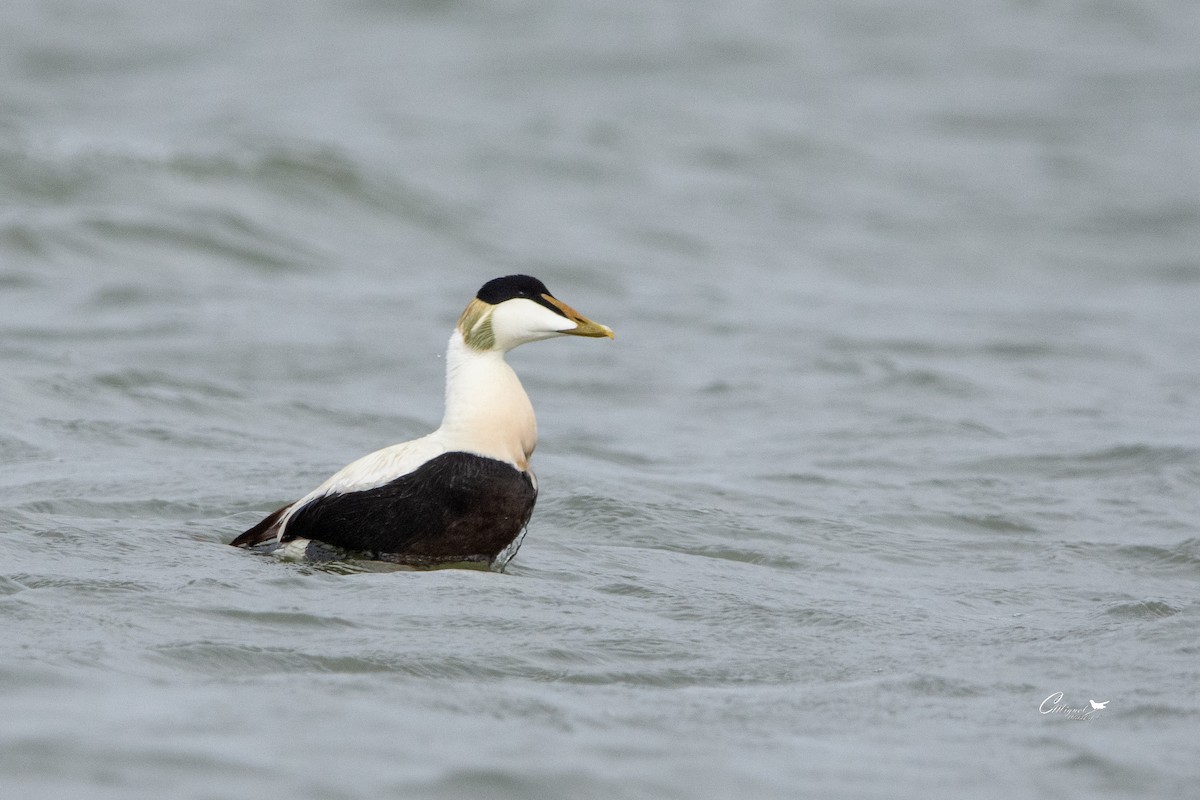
[457,298,496,351]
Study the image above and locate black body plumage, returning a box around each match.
[234,452,537,568]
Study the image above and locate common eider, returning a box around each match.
[231,275,613,570]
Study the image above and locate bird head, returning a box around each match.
[457,275,614,352]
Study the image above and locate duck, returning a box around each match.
[231,274,613,570]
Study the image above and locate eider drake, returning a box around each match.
[231,275,613,570]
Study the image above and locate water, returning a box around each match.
[3,1,1199,797]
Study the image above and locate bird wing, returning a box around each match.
[305,434,447,498]
[233,434,448,547]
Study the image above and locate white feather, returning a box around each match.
[487,297,579,349]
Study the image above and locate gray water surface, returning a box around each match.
[3,2,1199,798]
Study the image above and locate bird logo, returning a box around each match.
[1089,700,1108,710]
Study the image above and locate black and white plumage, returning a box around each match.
[231,275,613,570]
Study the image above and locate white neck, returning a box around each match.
[435,330,537,471]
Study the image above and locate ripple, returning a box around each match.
[892,674,986,698]
[1117,703,1200,720]
[13,496,213,522]
[948,513,1040,534]
[149,642,398,675]
[1103,600,1182,620]
[404,767,602,800]
[79,283,157,309]
[1116,539,1200,573]
[168,144,477,238]
[0,266,38,286]
[876,367,981,397]
[0,434,48,463]
[0,575,29,596]
[758,471,835,486]
[1,139,473,275]
[202,608,362,629]
[92,368,243,402]
[32,416,243,450]
[963,444,1200,480]
[671,545,806,570]
[83,210,308,274]
[823,333,1137,365]
[546,493,803,571]
[6,574,154,595]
